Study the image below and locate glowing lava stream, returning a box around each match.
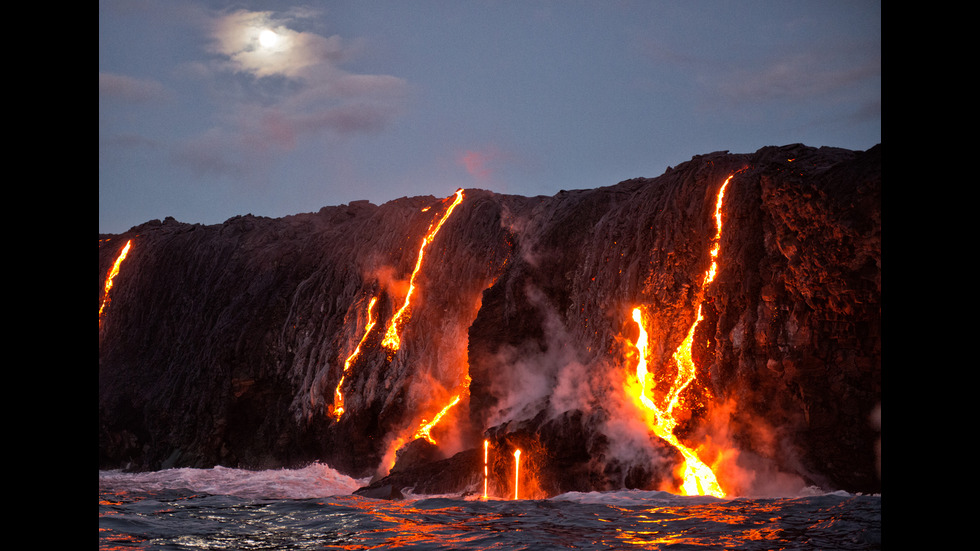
[483,439,489,499]
[627,174,735,499]
[412,393,461,444]
[99,239,132,326]
[513,449,522,500]
[384,392,464,473]
[378,190,467,474]
[331,296,379,420]
[381,189,465,351]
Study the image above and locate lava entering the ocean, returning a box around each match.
[625,174,736,498]
[513,448,522,500]
[373,190,475,475]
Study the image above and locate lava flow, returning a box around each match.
[483,439,489,499]
[376,190,471,474]
[626,174,735,498]
[513,449,522,500]
[411,393,461,445]
[99,239,132,327]
[331,296,379,420]
[381,189,465,352]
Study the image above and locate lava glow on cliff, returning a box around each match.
[383,387,467,474]
[381,189,465,352]
[625,174,735,498]
[99,239,132,327]
[331,296,378,420]
[376,190,471,474]
[412,393,461,445]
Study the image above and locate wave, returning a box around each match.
[100,463,868,507]
[99,462,368,500]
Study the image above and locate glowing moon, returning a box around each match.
[258,29,279,48]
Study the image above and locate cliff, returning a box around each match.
[99,143,881,497]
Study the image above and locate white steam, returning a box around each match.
[484,285,596,427]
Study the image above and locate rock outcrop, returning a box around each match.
[99,143,881,497]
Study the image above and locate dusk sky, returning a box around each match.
[99,1,880,235]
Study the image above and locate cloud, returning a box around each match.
[207,9,347,80]
[171,127,247,178]
[715,50,880,105]
[170,7,409,178]
[99,72,170,103]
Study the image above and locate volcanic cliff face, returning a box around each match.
[99,143,881,497]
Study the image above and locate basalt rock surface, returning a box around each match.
[99,143,881,498]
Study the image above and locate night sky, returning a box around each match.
[99,1,880,235]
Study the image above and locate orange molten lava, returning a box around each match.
[381,189,465,351]
[483,439,489,499]
[412,393,461,444]
[99,239,132,325]
[626,174,735,499]
[703,174,731,286]
[377,190,473,476]
[513,449,522,500]
[630,306,724,498]
[331,296,378,420]
[383,391,463,474]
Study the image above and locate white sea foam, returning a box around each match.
[99,462,368,500]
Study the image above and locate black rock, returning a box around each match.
[99,144,881,496]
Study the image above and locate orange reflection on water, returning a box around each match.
[613,500,793,548]
[99,490,148,550]
[98,527,146,551]
[325,496,504,550]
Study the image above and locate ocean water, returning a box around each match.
[99,464,881,550]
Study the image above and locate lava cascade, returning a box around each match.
[330,296,378,420]
[99,239,132,327]
[381,189,465,352]
[376,189,474,472]
[513,449,522,500]
[412,394,462,445]
[626,174,736,498]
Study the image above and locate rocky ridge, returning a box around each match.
[99,143,881,497]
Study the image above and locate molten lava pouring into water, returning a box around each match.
[483,439,489,499]
[381,189,465,352]
[99,239,132,327]
[376,190,472,473]
[331,296,378,420]
[627,174,735,498]
[513,449,522,500]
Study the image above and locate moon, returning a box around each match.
[258,29,279,49]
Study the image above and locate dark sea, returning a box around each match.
[99,464,881,550]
